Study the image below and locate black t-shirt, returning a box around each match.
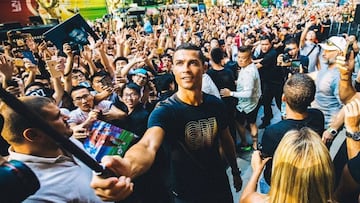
[348,152,360,184]
[147,93,233,201]
[207,67,237,109]
[254,48,283,84]
[111,96,149,137]
[261,108,325,184]
[207,67,236,92]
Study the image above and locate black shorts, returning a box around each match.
[235,104,260,125]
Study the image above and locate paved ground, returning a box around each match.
[226,102,346,203]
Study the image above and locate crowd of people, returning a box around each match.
[0,1,359,203]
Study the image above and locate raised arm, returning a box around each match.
[299,21,312,49]
[98,42,115,79]
[90,126,164,201]
[81,45,98,77]
[63,43,74,93]
[337,55,358,104]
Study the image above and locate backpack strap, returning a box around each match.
[306,44,318,57]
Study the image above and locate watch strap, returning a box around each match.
[327,127,338,136]
[346,131,360,141]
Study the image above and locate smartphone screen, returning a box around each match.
[291,60,301,68]
[290,60,301,73]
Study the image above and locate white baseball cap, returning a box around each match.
[319,36,346,52]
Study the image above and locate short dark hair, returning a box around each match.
[35,74,50,81]
[238,45,252,54]
[24,82,46,93]
[90,71,110,82]
[113,56,129,65]
[0,96,53,144]
[210,47,224,64]
[120,82,141,97]
[283,74,315,113]
[285,37,299,47]
[260,35,272,42]
[70,85,90,97]
[174,43,206,65]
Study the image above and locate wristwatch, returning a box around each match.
[346,131,360,141]
[327,127,338,137]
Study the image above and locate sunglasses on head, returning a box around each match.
[326,39,342,51]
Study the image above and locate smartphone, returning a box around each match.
[156,47,164,55]
[14,58,24,67]
[46,60,62,78]
[6,80,18,87]
[22,51,38,65]
[290,60,301,74]
[100,76,113,88]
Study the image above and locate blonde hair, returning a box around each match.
[269,127,335,203]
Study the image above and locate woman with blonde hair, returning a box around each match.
[240,127,335,203]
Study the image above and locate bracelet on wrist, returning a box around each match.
[327,127,338,137]
[63,71,72,77]
[345,130,360,141]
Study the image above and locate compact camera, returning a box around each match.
[282,48,293,63]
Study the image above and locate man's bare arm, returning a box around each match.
[124,126,165,178]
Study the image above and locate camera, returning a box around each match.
[68,41,81,56]
[0,156,40,202]
[282,48,293,63]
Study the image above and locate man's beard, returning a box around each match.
[325,57,336,65]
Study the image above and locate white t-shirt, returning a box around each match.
[68,100,112,125]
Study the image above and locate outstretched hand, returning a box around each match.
[90,156,133,201]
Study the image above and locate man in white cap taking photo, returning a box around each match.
[311,36,347,147]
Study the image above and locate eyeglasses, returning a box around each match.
[326,39,342,51]
[73,94,91,102]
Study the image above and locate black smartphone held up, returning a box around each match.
[6,80,19,87]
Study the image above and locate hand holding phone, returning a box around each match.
[13,58,24,67]
[46,60,62,78]
[289,60,301,74]
[100,76,114,88]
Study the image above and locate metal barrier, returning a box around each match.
[329,21,360,36]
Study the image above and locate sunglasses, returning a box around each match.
[326,39,342,51]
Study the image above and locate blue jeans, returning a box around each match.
[259,173,270,194]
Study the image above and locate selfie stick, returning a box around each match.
[0,87,115,178]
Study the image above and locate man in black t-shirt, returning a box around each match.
[260,74,325,192]
[91,43,243,202]
[207,47,238,144]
